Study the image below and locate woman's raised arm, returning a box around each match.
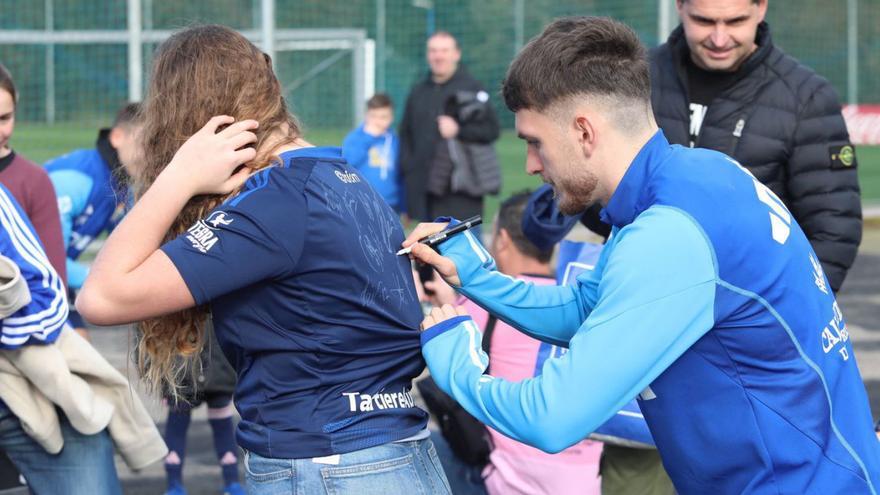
[77,116,257,325]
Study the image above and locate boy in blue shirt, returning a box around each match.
[45,103,141,336]
[46,103,141,292]
[343,93,405,215]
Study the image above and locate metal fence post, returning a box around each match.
[127,0,142,102]
[376,0,385,91]
[353,33,367,126]
[514,0,524,56]
[262,0,276,67]
[847,0,858,105]
[658,0,676,45]
[45,0,55,123]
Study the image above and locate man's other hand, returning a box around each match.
[437,116,459,139]
[421,303,469,331]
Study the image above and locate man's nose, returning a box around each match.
[710,24,730,48]
[525,151,542,176]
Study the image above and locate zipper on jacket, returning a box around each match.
[728,114,748,157]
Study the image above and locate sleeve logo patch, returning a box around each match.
[830,144,857,169]
[205,211,234,229]
[186,211,233,253]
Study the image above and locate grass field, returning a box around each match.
[11,123,880,224]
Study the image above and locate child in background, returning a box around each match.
[45,102,142,339]
[342,93,405,215]
[161,322,241,495]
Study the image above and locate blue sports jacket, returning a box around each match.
[45,130,127,289]
[0,184,68,348]
[421,130,880,494]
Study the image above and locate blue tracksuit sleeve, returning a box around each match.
[48,170,93,288]
[422,206,718,453]
[438,228,595,347]
[0,185,69,348]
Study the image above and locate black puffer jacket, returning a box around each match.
[651,23,862,292]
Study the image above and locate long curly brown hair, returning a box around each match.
[135,24,301,396]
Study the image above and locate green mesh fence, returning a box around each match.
[0,0,877,128]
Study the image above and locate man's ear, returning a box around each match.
[108,127,125,149]
[495,228,512,254]
[574,114,597,160]
[755,0,768,22]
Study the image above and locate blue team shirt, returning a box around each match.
[162,147,427,459]
[421,131,880,493]
[0,184,68,349]
[342,125,403,212]
[46,148,126,288]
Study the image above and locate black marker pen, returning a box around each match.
[396,215,482,256]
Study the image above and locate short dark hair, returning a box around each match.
[113,102,141,128]
[502,16,650,114]
[0,64,18,103]
[366,93,393,110]
[428,30,459,49]
[496,191,554,264]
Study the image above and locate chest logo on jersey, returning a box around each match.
[185,211,233,253]
[368,147,387,168]
[335,170,361,184]
[819,301,850,361]
[809,253,828,295]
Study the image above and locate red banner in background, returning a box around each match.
[843,105,880,145]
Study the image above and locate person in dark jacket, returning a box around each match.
[525,0,861,293]
[399,31,500,222]
[653,0,861,292]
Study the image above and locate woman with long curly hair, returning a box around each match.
[78,25,449,494]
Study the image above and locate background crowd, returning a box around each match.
[0,1,877,494]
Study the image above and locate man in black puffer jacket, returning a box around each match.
[523,1,860,292]
[399,31,500,222]
[652,0,861,292]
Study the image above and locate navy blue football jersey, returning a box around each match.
[162,147,427,458]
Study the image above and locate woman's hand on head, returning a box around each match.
[166,115,259,196]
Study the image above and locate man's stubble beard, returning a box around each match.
[555,166,599,216]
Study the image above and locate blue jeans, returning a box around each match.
[0,403,122,495]
[244,437,451,494]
